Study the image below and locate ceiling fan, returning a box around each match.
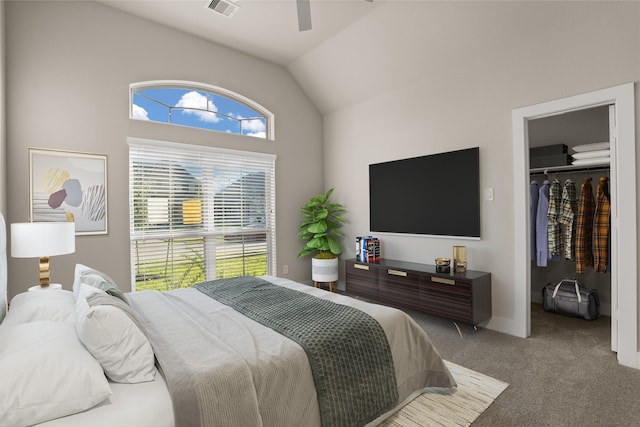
[209,0,374,32]
[296,0,313,32]
[297,0,374,32]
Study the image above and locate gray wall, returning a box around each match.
[4,1,323,298]
[0,0,5,216]
[318,1,640,334]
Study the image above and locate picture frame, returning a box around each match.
[29,148,108,235]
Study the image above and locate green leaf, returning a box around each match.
[297,247,315,258]
[315,208,329,220]
[308,236,325,249]
[307,221,327,234]
[327,238,343,255]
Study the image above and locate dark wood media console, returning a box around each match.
[345,258,491,326]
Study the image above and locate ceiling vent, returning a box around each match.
[207,0,240,18]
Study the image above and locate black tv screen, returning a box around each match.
[369,147,480,238]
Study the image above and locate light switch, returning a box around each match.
[485,188,494,201]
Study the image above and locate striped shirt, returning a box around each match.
[594,176,611,273]
[575,177,595,274]
[557,179,577,260]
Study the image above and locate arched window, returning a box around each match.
[130,81,274,140]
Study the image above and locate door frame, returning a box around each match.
[512,82,637,368]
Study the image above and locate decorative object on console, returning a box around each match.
[356,236,380,263]
[453,245,467,272]
[435,257,450,273]
[29,148,108,235]
[11,221,75,288]
[297,188,346,289]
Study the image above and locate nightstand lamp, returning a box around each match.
[11,222,75,289]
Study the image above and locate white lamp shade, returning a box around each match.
[11,222,76,258]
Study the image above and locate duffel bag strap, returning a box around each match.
[552,279,582,303]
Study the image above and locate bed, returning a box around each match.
[0,213,456,427]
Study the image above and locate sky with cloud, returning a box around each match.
[132,88,267,138]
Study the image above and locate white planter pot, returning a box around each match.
[312,257,339,282]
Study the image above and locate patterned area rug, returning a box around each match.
[379,361,508,427]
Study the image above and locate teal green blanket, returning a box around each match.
[195,276,399,426]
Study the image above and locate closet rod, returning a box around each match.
[530,164,610,176]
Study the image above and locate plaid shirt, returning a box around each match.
[594,176,611,272]
[557,179,577,260]
[547,179,563,256]
[575,177,595,274]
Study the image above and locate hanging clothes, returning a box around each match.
[594,176,611,272]
[558,179,577,260]
[536,180,551,267]
[575,177,595,274]
[530,180,539,261]
[547,179,563,257]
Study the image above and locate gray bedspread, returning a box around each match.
[195,276,398,426]
[128,276,456,427]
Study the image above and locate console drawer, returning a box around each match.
[345,261,379,299]
[378,268,421,311]
[420,275,472,301]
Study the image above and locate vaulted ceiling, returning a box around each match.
[99,0,381,67]
[97,1,561,115]
[98,0,382,113]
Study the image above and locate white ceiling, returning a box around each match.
[98,0,382,67]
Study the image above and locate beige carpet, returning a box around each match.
[380,361,509,427]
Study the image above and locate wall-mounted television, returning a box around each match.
[369,147,480,239]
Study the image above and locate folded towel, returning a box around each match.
[572,157,610,166]
[572,149,610,160]
[571,142,610,153]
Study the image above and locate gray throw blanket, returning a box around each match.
[195,276,399,427]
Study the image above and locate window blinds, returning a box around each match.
[128,138,276,291]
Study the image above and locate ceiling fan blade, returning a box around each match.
[296,0,312,32]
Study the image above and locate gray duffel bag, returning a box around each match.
[542,279,599,320]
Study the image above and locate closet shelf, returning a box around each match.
[530,162,610,175]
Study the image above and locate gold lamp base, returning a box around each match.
[39,256,51,287]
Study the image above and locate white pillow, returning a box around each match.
[73,263,89,301]
[75,284,155,383]
[572,157,611,166]
[3,290,75,325]
[0,321,112,427]
[571,149,610,160]
[73,263,128,304]
[571,142,610,153]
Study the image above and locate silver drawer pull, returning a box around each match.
[388,269,407,277]
[354,264,370,271]
[432,277,455,286]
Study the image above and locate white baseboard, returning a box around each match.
[484,315,527,338]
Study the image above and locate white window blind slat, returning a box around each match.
[129,138,276,291]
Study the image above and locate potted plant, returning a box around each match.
[297,188,346,283]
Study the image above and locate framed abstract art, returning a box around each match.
[29,148,108,235]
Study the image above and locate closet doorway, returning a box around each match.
[528,106,611,319]
[512,83,637,369]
